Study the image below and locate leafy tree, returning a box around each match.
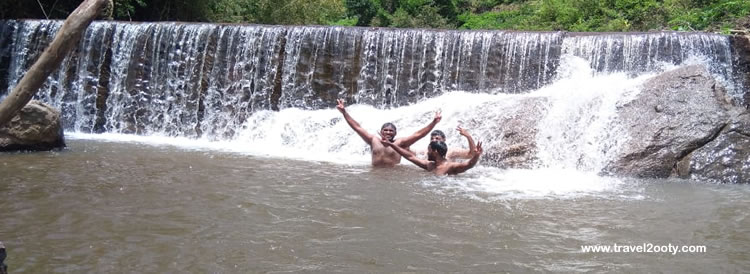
[391,5,452,28]
[114,0,147,19]
[1,0,748,33]
[345,0,379,26]
[434,0,458,22]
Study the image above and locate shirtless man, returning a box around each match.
[336,98,441,167]
[381,129,483,175]
[422,126,476,161]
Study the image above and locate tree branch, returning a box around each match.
[0,0,108,127]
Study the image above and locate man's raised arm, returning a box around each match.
[447,125,476,159]
[337,99,375,145]
[450,141,483,174]
[381,139,432,170]
[398,110,442,148]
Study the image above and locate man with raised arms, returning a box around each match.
[420,126,476,161]
[381,128,483,175]
[336,98,442,167]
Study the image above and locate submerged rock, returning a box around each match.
[0,100,65,152]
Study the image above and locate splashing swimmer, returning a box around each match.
[336,98,441,168]
[381,128,483,175]
[418,126,476,161]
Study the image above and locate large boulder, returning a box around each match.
[468,97,546,168]
[675,111,750,183]
[0,100,65,152]
[604,65,732,178]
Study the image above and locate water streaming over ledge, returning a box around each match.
[0,20,747,171]
[1,21,745,132]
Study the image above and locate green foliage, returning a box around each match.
[198,0,347,25]
[434,0,459,22]
[665,0,750,31]
[114,0,147,19]
[612,0,663,29]
[331,17,360,26]
[400,0,433,14]
[2,0,748,33]
[346,0,379,26]
[455,0,749,32]
[390,5,452,28]
[458,11,503,29]
[458,8,536,30]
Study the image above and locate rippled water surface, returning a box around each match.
[1,139,749,273]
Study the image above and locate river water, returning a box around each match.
[1,136,749,273]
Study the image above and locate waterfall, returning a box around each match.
[0,20,746,170]
[102,23,286,139]
[277,27,562,109]
[562,32,738,98]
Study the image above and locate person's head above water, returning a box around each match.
[430,130,446,142]
[427,130,447,161]
[428,141,448,159]
[381,123,397,142]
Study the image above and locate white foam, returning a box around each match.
[534,56,650,171]
[419,167,644,201]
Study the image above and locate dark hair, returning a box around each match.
[429,141,448,157]
[381,122,397,132]
[430,130,446,139]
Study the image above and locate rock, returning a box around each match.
[0,100,65,152]
[604,65,731,178]
[469,97,546,168]
[728,34,750,108]
[676,111,750,183]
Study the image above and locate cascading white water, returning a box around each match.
[224,56,645,180]
[84,56,647,199]
[534,56,644,172]
[104,22,152,134]
[562,32,737,97]
[277,27,563,109]
[4,22,741,134]
[102,23,287,138]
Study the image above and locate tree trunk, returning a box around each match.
[0,0,108,127]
